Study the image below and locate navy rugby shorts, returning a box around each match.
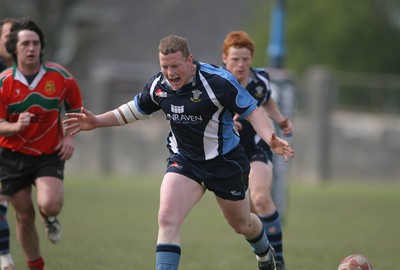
[246,144,273,165]
[166,145,250,201]
[0,148,65,195]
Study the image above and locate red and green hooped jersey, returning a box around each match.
[0,62,83,155]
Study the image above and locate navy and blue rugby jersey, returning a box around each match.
[235,68,272,154]
[134,60,258,161]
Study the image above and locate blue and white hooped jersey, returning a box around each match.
[135,60,257,161]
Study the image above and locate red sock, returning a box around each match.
[26,257,45,270]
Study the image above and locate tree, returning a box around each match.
[248,0,400,74]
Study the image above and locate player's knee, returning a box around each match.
[253,194,274,214]
[158,210,180,231]
[16,211,35,229]
[38,200,63,217]
[228,219,250,235]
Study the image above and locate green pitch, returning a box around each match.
[7,173,399,269]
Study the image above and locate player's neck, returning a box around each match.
[239,76,250,88]
[185,64,197,84]
[18,62,41,76]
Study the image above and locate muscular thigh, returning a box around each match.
[249,161,273,192]
[159,172,205,223]
[216,192,251,222]
[35,176,64,207]
[8,186,35,214]
[247,145,273,192]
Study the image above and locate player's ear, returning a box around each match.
[187,54,193,64]
[222,53,227,65]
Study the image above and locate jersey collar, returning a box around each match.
[14,64,46,90]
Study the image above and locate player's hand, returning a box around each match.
[233,114,243,131]
[278,118,293,137]
[55,135,74,160]
[15,112,35,132]
[64,107,97,136]
[268,131,294,162]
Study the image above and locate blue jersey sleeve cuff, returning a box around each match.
[239,102,258,119]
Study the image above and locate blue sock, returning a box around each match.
[156,244,181,270]
[246,229,270,257]
[259,211,284,264]
[0,201,10,255]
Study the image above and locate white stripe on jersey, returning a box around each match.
[149,76,162,105]
[254,71,271,104]
[199,72,223,160]
[168,130,179,154]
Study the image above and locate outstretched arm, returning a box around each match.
[64,100,151,136]
[245,107,294,161]
[64,107,120,136]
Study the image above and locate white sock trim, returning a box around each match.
[0,254,14,268]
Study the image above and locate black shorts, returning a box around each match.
[0,148,65,195]
[166,145,250,201]
[246,145,273,165]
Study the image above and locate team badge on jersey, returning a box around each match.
[45,81,56,95]
[255,86,264,98]
[190,89,202,103]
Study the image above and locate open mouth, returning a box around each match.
[170,77,180,83]
[168,77,181,88]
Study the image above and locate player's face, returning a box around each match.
[16,30,41,69]
[223,47,252,85]
[0,22,12,58]
[159,51,194,90]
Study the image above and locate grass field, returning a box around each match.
[7,173,400,269]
